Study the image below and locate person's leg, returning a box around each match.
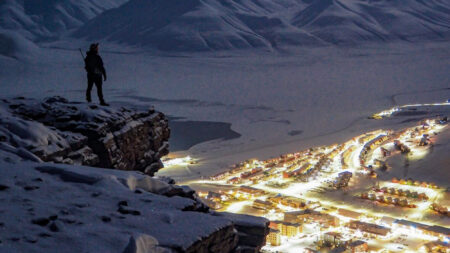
[94,76,106,104]
[86,74,94,102]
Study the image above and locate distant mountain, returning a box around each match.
[74,0,450,51]
[73,0,323,51]
[0,29,41,59]
[0,0,128,58]
[0,0,129,41]
[291,0,450,44]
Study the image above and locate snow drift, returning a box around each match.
[74,0,450,51]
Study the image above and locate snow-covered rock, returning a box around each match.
[0,96,170,176]
[122,234,170,253]
[0,96,270,252]
[212,212,270,252]
[0,161,241,252]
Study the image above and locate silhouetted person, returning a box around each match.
[85,43,108,106]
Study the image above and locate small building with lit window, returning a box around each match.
[267,229,281,246]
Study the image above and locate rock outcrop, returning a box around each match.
[0,96,270,253]
[212,212,269,253]
[0,96,170,175]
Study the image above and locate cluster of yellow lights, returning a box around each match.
[371,101,450,119]
[187,104,449,253]
[162,156,195,167]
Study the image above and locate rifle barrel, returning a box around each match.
[79,48,85,59]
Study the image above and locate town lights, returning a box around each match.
[192,107,448,252]
[162,156,195,167]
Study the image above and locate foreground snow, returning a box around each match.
[0,159,232,252]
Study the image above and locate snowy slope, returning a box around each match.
[0,0,129,41]
[73,0,321,51]
[74,0,450,51]
[291,0,450,44]
[0,0,129,58]
[0,29,42,60]
[0,160,233,253]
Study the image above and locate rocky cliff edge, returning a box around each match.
[0,96,269,253]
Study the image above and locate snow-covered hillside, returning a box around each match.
[0,0,128,40]
[1,0,449,54]
[74,0,450,51]
[291,0,450,44]
[0,0,128,58]
[0,29,41,59]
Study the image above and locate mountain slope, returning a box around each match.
[291,0,450,44]
[74,0,450,51]
[73,0,324,51]
[0,0,129,59]
[0,0,129,41]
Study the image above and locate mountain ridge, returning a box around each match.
[73,0,450,51]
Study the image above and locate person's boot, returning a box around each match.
[100,101,109,106]
[86,95,91,103]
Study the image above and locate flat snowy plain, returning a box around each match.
[0,41,449,183]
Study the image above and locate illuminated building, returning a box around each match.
[253,199,274,210]
[330,247,350,253]
[238,185,266,195]
[267,195,307,209]
[423,241,449,253]
[210,171,229,180]
[347,221,390,237]
[338,209,362,220]
[282,222,301,237]
[270,221,302,237]
[227,177,240,184]
[321,232,348,247]
[395,219,450,240]
[332,172,352,189]
[285,209,339,227]
[283,163,312,178]
[267,229,281,246]
[241,167,263,179]
[348,240,368,253]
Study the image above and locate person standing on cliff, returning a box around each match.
[84,43,108,106]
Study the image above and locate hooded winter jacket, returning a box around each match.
[84,50,106,78]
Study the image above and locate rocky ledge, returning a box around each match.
[0,96,170,176]
[0,96,269,253]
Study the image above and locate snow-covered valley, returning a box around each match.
[1,41,449,182]
[0,0,449,252]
